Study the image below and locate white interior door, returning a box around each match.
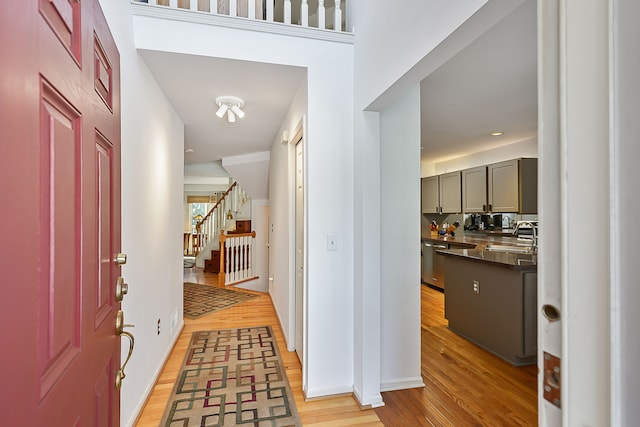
[295,139,304,363]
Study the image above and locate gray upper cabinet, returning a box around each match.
[421,176,439,214]
[487,158,537,213]
[462,166,487,213]
[421,172,461,214]
[439,171,461,213]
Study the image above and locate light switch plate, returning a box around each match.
[327,234,338,251]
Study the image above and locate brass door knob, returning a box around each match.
[115,309,135,390]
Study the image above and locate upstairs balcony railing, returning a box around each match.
[132,0,348,33]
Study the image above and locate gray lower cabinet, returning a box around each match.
[444,256,537,365]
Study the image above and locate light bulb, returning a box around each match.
[216,104,228,118]
[230,104,245,119]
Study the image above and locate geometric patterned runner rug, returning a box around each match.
[183,282,259,319]
[159,326,302,426]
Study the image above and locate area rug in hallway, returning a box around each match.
[159,326,302,427]
[183,282,258,319]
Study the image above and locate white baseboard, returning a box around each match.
[380,376,425,392]
[304,384,354,400]
[353,387,385,408]
[268,289,292,352]
[123,321,185,427]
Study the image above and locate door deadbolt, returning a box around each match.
[115,277,128,302]
[114,253,127,266]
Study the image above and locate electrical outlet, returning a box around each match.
[473,280,480,294]
[157,318,161,335]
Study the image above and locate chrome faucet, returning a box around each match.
[512,221,538,253]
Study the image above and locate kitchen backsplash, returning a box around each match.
[422,212,538,235]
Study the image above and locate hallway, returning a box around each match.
[133,269,383,426]
[135,269,537,426]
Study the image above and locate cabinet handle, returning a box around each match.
[483,204,486,212]
[488,204,492,212]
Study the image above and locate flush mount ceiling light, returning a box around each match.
[215,96,245,123]
[491,131,505,136]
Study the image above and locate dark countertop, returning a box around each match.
[421,230,537,270]
[421,231,523,247]
[436,248,537,271]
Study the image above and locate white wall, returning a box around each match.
[613,1,640,423]
[421,137,538,176]
[349,0,489,109]
[132,16,355,398]
[98,3,185,427]
[379,86,424,390]
[268,76,307,351]
[185,160,229,177]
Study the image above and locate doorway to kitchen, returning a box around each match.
[406,0,540,423]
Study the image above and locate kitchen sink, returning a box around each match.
[485,245,533,254]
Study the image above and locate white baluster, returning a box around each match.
[230,0,237,16]
[169,0,178,9]
[284,0,291,24]
[318,0,325,29]
[190,0,198,11]
[266,0,273,21]
[210,0,218,14]
[333,0,341,31]
[248,0,255,20]
[238,237,243,281]
[238,237,242,275]
[232,237,238,282]
[242,236,248,279]
[301,0,308,27]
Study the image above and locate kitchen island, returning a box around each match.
[420,230,535,289]
[437,245,537,366]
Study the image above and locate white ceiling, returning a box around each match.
[420,0,537,163]
[139,50,306,165]
[139,0,536,171]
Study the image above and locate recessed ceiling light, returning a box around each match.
[185,148,194,154]
[491,131,505,136]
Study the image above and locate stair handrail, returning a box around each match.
[193,181,238,255]
[196,181,237,229]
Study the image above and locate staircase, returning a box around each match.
[194,182,248,269]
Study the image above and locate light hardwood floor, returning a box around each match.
[134,269,383,426]
[134,270,537,426]
[374,284,538,426]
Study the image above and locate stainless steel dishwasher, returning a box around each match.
[422,241,448,290]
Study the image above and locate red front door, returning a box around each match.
[0,0,122,425]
